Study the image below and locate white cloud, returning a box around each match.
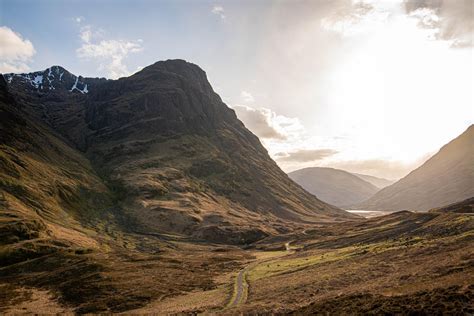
[76,25,143,79]
[233,105,285,139]
[233,104,304,141]
[211,5,226,19]
[0,26,36,73]
[275,148,338,163]
[79,25,93,43]
[240,90,255,103]
[75,16,84,23]
[0,61,30,73]
[405,0,473,48]
[320,1,394,37]
[409,8,439,29]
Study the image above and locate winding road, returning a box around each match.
[226,241,295,309]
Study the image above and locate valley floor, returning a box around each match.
[1,210,473,314]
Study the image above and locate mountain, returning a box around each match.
[288,167,379,207]
[0,71,116,261]
[2,60,355,247]
[352,173,395,189]
[355,125,474,211]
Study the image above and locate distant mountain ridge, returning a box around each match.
[352,173,395,189]
[288,167,379,208]
[354,125,474,211]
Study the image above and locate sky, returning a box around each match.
[1,0,473,180]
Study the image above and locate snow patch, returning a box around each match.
[69,77,88,94]
[70,76,79,92]
[32,75,43,88]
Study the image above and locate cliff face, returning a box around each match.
[0,74,114,267]
[3,59,355,245]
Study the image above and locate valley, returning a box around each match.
[2,199,472,314]
[2,0,473,312]
[1,60,473,314]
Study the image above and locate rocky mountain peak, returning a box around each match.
[4,66,107,95]
[135,59,215,97]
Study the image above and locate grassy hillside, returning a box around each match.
[236,210,474,314]
[0,75,115,264]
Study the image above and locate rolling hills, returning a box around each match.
[288,167,379,207]
[352,173,395,189]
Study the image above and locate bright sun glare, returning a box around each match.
[314,1,473,170]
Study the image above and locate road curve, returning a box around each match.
[226,242,295,309]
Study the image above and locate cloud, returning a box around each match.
[211,5,226,19]
[76,25,143,79]
[233,105,287,140]
[320,1,383,37]
[79,25,93,43]
[276,149,338,162]
[404,0,473,47]
[319,1,473,47]
[240,90,255,103]
[0,26,36,73]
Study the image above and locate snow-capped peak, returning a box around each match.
[4,66,90,94]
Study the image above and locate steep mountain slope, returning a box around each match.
[4,60,355,245]
[0,74,114,265]
[352,173,395,189]
[355,125,474,211]
[288,167,379,207]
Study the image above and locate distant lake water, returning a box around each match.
[346,210,388,218]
